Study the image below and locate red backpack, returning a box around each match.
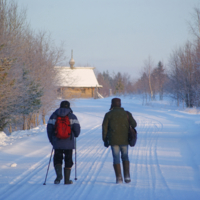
[55,115,71,139]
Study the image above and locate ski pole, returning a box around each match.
[75,137,77,180]
[43,147,54,185]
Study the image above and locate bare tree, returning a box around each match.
[189,7,200,40]
[168,42,196,107]
[0,0,66,132]
[143,56,155,100]
[0,0,27,131]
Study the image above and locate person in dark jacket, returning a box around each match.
[47,100,80,184]
[102,98,137,184]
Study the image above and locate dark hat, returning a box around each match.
[60,100,70,108]
[110,98,121,110]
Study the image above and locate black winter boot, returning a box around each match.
[64,168,73,184]
[123,161,131,183]
[54,164,63,184]
[113,164,123,184]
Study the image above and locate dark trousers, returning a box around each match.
[53,149,73,168]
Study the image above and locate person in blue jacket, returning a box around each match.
[47,100,80,184]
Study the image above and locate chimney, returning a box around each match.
[69,49,75,69]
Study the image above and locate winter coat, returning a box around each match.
[47,107,80,149]
[102,107,137,146]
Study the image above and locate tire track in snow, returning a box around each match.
[129,114,173,200]
[39,123,111,200]
[0,107,179,200]
[68,111,171,200]
[144,115,173,199]
[151,123,173,198]
[66,125,112,200]
[128,116,154,195]
[39,124,103,187]
[147,121,161,199]
[0,124,104,200]
[69,149,111,200]
[0,146,52,200]
[32,124,105,199]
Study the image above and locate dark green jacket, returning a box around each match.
[102,107,137,146]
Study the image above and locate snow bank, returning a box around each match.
[179,107,200,115]
[129,94,200,115]
[0,125,46,149]
[0,131,8,147]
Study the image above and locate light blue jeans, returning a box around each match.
[111,145,129,164]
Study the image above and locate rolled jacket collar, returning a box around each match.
[111,107,124,110]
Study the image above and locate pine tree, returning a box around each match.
[17,68,43,130]
[114,73,124,95]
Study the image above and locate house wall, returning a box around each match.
[58,87,95,98]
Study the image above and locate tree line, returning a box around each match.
[97,8,200,108]
[133,59,168,104]
[0,0,64,133]
[1,0,200,133]
[97,71,134,97]
[168,8,200,108]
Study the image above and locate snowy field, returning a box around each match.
[0,96,200,200]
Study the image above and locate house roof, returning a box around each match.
[54,66,102,88]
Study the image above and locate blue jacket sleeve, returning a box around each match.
[47,113,56,145]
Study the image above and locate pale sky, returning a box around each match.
[18,0,200,78]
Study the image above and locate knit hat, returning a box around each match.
[110,98,121,110]
[60,100,70,108]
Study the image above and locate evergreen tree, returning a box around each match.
[17,68,43,130]
[157,61,165,100]
[114,72,124,95]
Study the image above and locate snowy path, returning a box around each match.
[0,97,200,200]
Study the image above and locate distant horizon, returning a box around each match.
[17,0,200,79]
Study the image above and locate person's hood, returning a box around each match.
[55,107,72,117]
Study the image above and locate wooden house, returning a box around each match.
[54,51,102,98]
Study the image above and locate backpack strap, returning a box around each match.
[68,114,73,140]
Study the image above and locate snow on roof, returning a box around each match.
[54,66,102,88]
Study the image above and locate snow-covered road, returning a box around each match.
[0,97,200,200]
